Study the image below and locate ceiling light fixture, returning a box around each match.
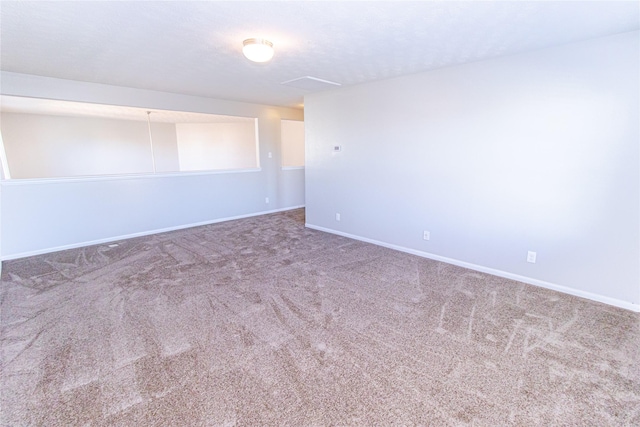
[242,38,274,63]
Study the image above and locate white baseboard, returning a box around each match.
[1,205,305,261]
[305,223,640,313]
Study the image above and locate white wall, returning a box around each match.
[281,119,305,167]
[305,31,639,311]
[176,121,257,171]
[0,72,304,258]
[1,113,165,178]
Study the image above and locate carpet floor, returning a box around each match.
[1,209,639,426]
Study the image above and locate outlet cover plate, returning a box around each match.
[527,251,537,263]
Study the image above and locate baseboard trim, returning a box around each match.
[305,223,640,313]
[1,205,305,261]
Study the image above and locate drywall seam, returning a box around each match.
[305,223,640,313]
[0,205,304,261]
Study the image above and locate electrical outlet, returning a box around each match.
[423,231,430,241]
[335,213,341,221]
[333,145,342,152]
[265,197,269,204]
[527,251,537,263]
[268,152,272,158]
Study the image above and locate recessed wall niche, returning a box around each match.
[0,96,260,180]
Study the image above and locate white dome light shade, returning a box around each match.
[242,38,274,63]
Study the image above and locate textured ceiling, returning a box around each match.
[1,1,638,109]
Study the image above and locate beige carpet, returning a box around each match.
[1,209,639,426]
